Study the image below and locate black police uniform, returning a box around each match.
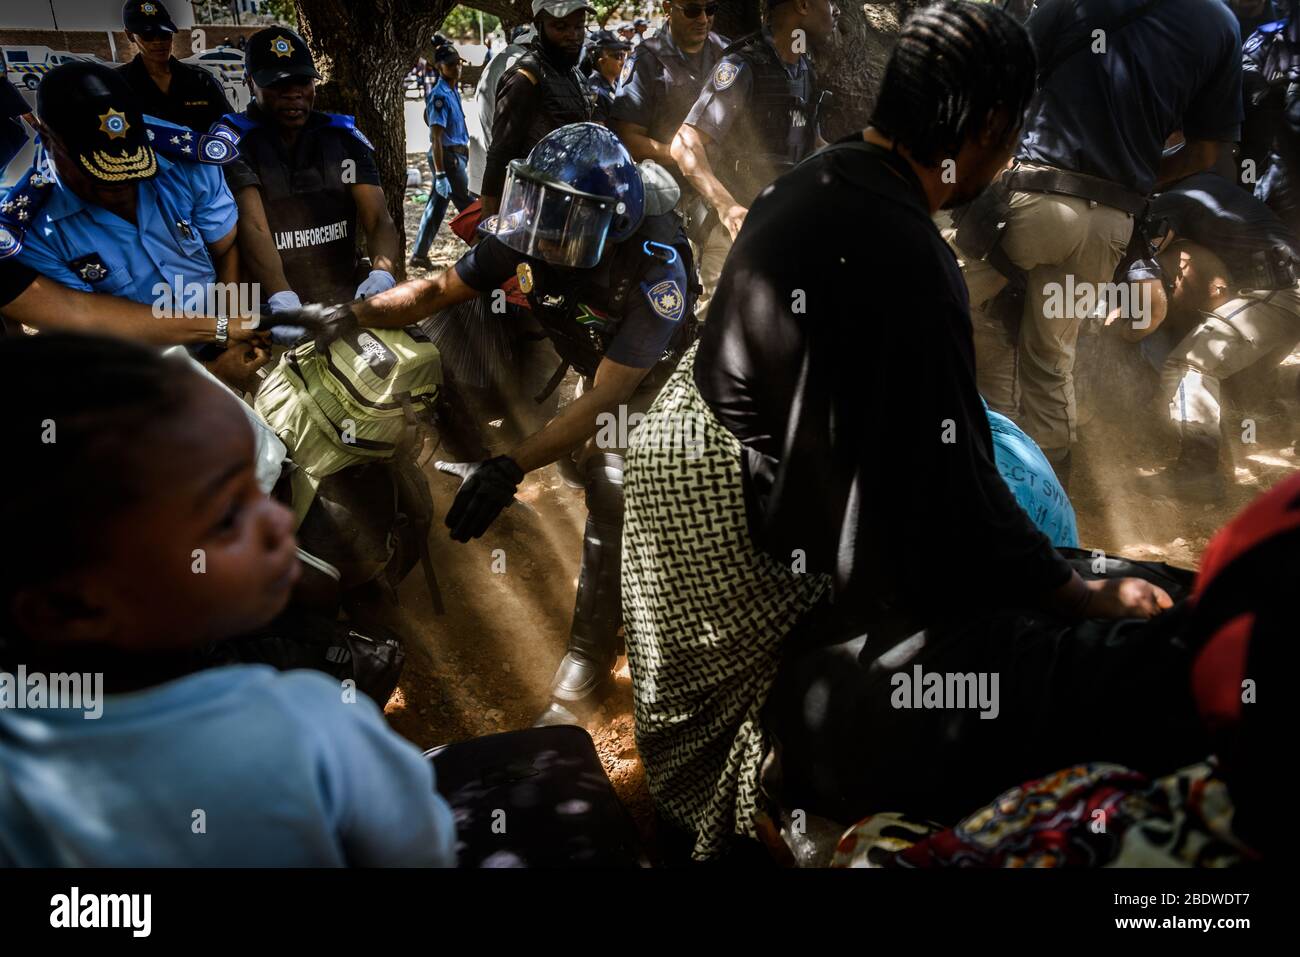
[683,30,821,208]
[482,39,595,200]
[115,55,232,133]
[1243,16,1300,233]
[611,27,727,215]
[214,106,382,305]
[612,29,727,154]
[454,211,696,707]
[1143,170,1300,287]
[587,70,617,124]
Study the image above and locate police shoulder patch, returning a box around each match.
[619,55,635,87]
[646,278,686,322]
[712,59,741,92]
[198,133,238,165]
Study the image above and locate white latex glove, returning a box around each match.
[267,289,303,314]
[433,171,451,199]
[355,268,396,299]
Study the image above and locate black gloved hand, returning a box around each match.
[436,456,526,542]
[262,302,359,350]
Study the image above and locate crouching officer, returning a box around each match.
[211,27,401,311]
[611,0,727,228]
[287,124,697,725]
[671,0,837,317]
[1111,171,1300,502]
[115,0,232,134]
[481,0,596,215]
[1,62,266,389]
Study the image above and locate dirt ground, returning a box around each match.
[381,161,655,846]
[381,159,1300,854]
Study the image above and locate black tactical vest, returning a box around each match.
[519,213,696,379]
[235,113,361,304]
[637,32,727,145]
[710,32,819,207]
[506,42,596,156]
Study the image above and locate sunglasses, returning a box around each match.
[677,3,719,18]
[135,29,172,42]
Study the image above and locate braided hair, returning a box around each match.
[869,0,1038,167]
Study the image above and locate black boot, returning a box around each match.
[1134,434,1225,503]
[535,453,626,727]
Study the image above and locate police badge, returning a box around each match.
[712,60,740,91]
[71,254,110,283]
[517,262,534,293]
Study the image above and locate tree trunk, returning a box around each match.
[294,0,456,275]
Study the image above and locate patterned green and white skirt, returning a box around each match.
[621,340,829,861]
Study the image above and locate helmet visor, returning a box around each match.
[487,161,616,268]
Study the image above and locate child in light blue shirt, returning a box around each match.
[0,333,456,867]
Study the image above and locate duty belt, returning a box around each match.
[1006,166,1147,216]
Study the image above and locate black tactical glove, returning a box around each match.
[261,302,359,350]
[436,456,526,542]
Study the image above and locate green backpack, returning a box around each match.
[255,325,442,524]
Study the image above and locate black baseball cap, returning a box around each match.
[591,29,631,51]
[122,0,178,36]
[433,44,465,65]
[38,62,157,184]
[245,27,321,87]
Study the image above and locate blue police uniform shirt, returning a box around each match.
[683,32,812,165]
[1018,0,1243,196]
[425,76,469,148]
[611,27,724,130]
[15,116,237,305]
[454,231,689,368]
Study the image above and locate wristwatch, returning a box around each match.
[214,315,229,346]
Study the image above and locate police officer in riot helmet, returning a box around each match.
[480,0,597,216]
[213,27,401,315]
[671,0,838,317]
[284,125,697,725]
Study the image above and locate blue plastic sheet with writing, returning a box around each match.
[986,405,1079,548]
